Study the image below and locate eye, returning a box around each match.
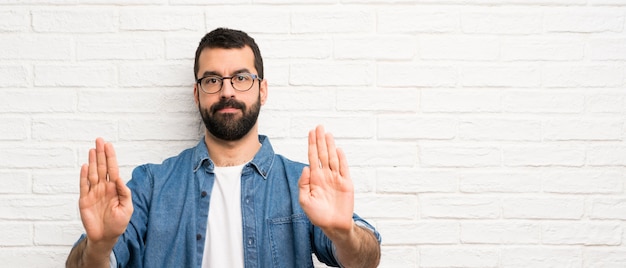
[203,76,221,85]
[234,74,251,82]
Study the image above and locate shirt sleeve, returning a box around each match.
[311,213,381,267]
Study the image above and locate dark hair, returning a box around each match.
[193,28,264,80]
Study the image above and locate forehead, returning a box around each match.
[197,46,256,76]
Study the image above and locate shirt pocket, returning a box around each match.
[268,213,314,268]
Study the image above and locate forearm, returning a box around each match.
[66,238,114,268]
[327,222,381,268]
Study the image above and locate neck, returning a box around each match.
[204,127,261,167]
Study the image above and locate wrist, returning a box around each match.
[83,238,116,265]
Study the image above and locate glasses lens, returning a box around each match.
[201,76,222,93]
[231,73,254,91]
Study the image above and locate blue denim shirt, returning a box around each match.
[97,135,381,268]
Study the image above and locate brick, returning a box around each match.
[543,170,624,194]
[205,7,290,34]
[343,142,417,167]
[378,116,457,140]
[544,118,623,141]
[257,112,290,139]
[0,171,31,194]
[337,88,419,112]
[0,248,68,267]
[264,87,334,112]
[114,141,199,167]
[380,246,417,268]
[501,37,584,61]
[119,116,201,141]
[544,8,624,33]
[587,145,626,166]
[354,195,417,219]
[462,10,542,34]
[420,35,499,60]
[334,35,416,60]
[0,65,29,87]
[376,168,457,194]
[349,167,376,193]
[291,62,374,86]
[420,195,500,219]
[258,37,331,59]
[119,63,192,87]
[377,221,458,244]
[420,246,499,267]
[32,117,117,141]
[460,170,542,193]
[291,10,374,33]
[460,65,541,87]
[378,9,459,33]
[589,38,626,60]
[502,247,581,267]
[0,89,76,113]
[290,116,375,138]
[420,145,501,167]
[0,9,29,32]
[503,145,585,167]
[34,65,116,87]
[0,223,32,246]
[120,8,204,31]
[587,91,626,113]
[0,117,28,140]
[543,64,624,88]
[461,221,541,244]
[165,35,199,60]
[378,63,457,87]
[0,146,74,168]
[502,90,584,113]
[81,0,166,4]
[0,35,72,60]
[32,170,79,194]
[459,118,542,141]
[503,197,584,219]
[263,63,289,86]
[543,222,621,245]
[32,9,118,33]
[421,89,501,113]
[77,36,164,60]
[591,198,626,220]
[34,222,84,246]
[0,196,76,220]
[584,249,626,267]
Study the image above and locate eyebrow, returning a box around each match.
[200,68,251,78]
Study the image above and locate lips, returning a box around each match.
[211,99,245,114]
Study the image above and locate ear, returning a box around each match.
[193,83,199,105]
[259,78,268,105]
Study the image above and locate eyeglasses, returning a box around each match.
[196,72,262,94]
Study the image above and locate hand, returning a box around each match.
[79,138,133,247]
[299,125,354,234]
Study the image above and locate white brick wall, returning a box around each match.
[0,1,625,267]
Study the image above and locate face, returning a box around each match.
[194,46,267,141]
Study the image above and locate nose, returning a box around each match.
[219,78,236,99]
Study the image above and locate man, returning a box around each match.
[66,28,381,268]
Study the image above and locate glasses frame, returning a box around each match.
[196,72,262,94]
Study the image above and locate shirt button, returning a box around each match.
[201,191,207,197]
[245,198,250,204]
[247,238,254,245]
[196,234,202,240]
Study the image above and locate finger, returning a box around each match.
[337,148,351,180]
[298,166,311,204]
[115,175,133,207]
[104,142,120,184]
[315,125,329,168]
[79,164,90,194]
[88,148,98,187]
[325,132,339,172]
[95,138,107,183]
[307,129,320,171]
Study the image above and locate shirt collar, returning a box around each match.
[192,135,275,179]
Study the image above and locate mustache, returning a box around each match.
[210,99,246,114]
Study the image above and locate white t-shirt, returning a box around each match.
[201,163,246,268]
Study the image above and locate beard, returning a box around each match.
[199,96,261,141]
